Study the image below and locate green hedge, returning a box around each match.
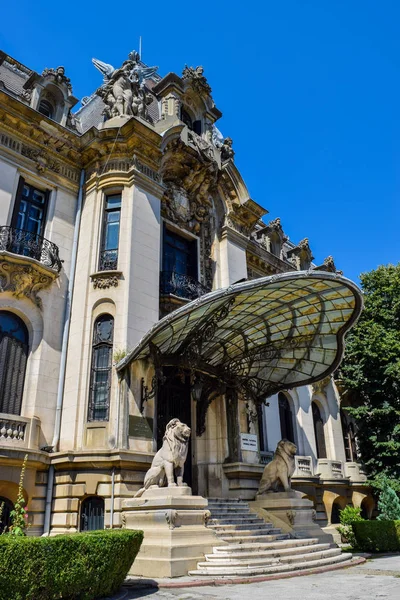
[352,520,400,553]
[0,529,143,600]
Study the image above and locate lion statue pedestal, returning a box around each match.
[122,419,220,578]
[249,440,334,544]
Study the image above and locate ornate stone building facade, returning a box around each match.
[0,49,373,538]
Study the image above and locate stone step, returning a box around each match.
[219,533,290,544]
[208,519,270,527]
[188,552,352,577]
[218,527,283,537]
[208,514,265,525]
[208,523,275,532]
[212,537,320,554]
[197,547,341,568]
[208,509,252,516]
[205,542,332,562]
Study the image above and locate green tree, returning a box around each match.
[377,479,400,520]
[337,264,400,485]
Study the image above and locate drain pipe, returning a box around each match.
[110,467,115,529]
[43,168,85,535]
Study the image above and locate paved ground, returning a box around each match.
[110,555,400,600]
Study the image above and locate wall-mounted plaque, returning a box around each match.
[240,433,258,452]
[129,415,153,439]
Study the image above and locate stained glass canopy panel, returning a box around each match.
[117,271,363,400]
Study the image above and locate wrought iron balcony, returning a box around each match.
[160,270,210,301]
[99,249,118,271]
[0,226,62,272]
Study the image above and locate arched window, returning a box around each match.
[38,99,54,119]
[278,392,295,443]
[88,314,114,421]
[0,496,14,533]
[0,312,29,415]
[341,408,358,462]
[80,496,105,531]
[312,401,327,459]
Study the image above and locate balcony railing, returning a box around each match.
[294,455,314,477]
[316,459,345,479]
[0,414,41,450]
[0,226,62,272]
[99,249,118,271]
[160,270,210,301]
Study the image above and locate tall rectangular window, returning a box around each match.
[99,194,121,271]
[88,315,114,421]
[12,177,49,236]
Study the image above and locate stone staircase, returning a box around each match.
[189,498,352,577]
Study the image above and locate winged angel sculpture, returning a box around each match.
[92,51,158,121]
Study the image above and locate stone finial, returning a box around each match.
[220,137,234,162]
[182,65,212,95]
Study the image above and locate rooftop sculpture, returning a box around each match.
[92,51,158,121]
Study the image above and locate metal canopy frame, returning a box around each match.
[117,271,363,402]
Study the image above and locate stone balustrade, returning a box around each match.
[316,458,345,479]
[294,455,314,477]
[0,413,40,450]
[344,461,367,482]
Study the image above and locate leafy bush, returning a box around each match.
[0,529,143,600]
[377,480,400,520]
[352,520,400,553]
[337,505,364,546]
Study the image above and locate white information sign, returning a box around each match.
[240,433,258,452]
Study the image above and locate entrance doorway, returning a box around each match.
[157,367,193,488]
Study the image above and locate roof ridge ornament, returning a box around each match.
[182,65,212,96]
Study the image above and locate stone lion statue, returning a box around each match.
[134,418,191,498]
[257,439,297,495]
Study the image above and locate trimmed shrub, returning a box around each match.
[352,520,400,553]
[377,481,400,520]
[0,529,143,600]
[337,505,364,546]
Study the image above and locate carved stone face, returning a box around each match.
[170,420,191,443]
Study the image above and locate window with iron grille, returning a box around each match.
[0,312,29,415]
[80,496,105,531]
[99,194,121,271]
[88,315,114,421]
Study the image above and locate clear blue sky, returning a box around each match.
[1,1,399,283]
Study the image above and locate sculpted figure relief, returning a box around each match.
[257,439,297,495]
[93,51,158,121]
[134,418,191,497]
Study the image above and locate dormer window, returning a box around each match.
[38,99,54,119]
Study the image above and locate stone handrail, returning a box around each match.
[294,455,314,477]
[316,459,345,479]
[0,413,40,450]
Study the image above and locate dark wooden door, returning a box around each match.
[157,367,192,487]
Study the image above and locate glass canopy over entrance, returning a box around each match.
[117,272,363,402]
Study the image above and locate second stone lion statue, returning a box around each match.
[257,439,297,495]
[134,418,191,498]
